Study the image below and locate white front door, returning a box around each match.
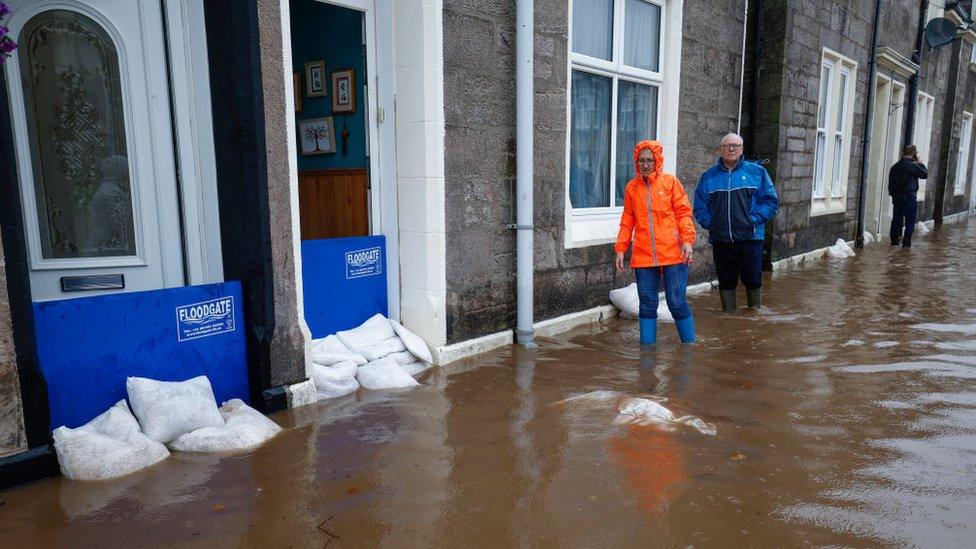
[4,0,184,301]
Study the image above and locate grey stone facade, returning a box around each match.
[443,0,748,343]
[748,0,974,260]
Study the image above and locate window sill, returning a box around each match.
[565,209,622,249]
[810,196,846,217]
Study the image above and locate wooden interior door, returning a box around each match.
[298,168,370,239]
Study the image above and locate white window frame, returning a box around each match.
[926,4,944,24]
[811,48,857,216]
[564,0,684,248]
[913,91,935,202]
[955,112,973,196]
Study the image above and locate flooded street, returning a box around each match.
[3,221,976,547]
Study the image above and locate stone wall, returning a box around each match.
[443,0,747,343]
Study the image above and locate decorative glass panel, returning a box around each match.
[624,0,661,72]
[572,0,613,61]
[19,10,135,259]
[615,81,657,205]
[570,70,612,208]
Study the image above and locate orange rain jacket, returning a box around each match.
[614,140,696,268]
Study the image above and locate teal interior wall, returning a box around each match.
[290,0,367,171]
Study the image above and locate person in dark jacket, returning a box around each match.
[888,145,927,248]
[693,133,779,312]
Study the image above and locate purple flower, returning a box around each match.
[0,38,15,54]
[0,4,10,19]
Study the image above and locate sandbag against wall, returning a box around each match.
[52,400,170,481]
[168,399,282,453]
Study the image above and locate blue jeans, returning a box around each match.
[890,193,918,246]
[635,264,692,320]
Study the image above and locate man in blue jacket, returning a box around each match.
[693,133,779,312]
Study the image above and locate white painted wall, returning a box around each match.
[394,0,447,346]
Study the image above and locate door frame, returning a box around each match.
[290,0,401,320]
[162,0,225,286]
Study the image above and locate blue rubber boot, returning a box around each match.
[675,316,696,344]
[639,318,657,345]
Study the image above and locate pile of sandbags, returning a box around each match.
[53,375,281,481]
[608,283,675,322]
[309,314,435,397]
[826,238,856,258]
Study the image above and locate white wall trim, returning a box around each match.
[394,0,447,346]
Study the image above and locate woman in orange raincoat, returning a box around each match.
[614,140,696,345]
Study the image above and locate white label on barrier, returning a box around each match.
[345,246,383,279]
[176,296,236,342]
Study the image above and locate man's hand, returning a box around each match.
[615,252,626,272]
[680,243,694,265]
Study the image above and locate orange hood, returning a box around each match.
[633,140,665,183]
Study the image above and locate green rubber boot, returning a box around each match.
[719,290,737,313]
[746,288,762,308]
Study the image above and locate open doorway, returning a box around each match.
[864,73,905,237]
[291,0,373,238]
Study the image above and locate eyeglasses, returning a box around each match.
[637,159,655,164]
[721,143,743,150]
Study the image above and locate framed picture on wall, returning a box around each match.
[293,72,303,113]
[305,60,326,97]
[331,69,356,113]
[299,116,336,155]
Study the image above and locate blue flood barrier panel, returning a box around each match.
[33,281,249,430]
[301,235,388,339]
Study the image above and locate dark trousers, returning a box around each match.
[634,264,692,320]
[889,193,918,246]
[711,241,763,291]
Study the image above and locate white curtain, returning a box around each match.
[624,0,661,71]
[570,71,612,208]
[572,0,613,60]
[615,82,658,204]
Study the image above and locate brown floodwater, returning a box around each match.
[3,221,976,547]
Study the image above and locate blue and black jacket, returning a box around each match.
[693,158,779,243]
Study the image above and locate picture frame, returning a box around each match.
[293,72,302,113]
[331,68,356,113]
[305,60,326,97]
[299,116,336,155]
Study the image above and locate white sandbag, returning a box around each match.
[826,238,855,258]
[357,357,420,390]
[126,376,225,443]
[609,282,673,322]
[310,361,360,399]
[311,335,367,366]
[616,397,716,436]
[390,319,435,364]
[401,360,433,377]
[388,350,418,366]
[915,221,931,234]
[53,400,170,481]
[357,336,407,361]
[168,399,281,453]
[337,314,396,351]
[610,283,639,319]
[862,231,875,244]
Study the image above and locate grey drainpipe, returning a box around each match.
[855,0,883,248]
[515,0,535,346]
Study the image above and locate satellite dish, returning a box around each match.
[925,17,959,49]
